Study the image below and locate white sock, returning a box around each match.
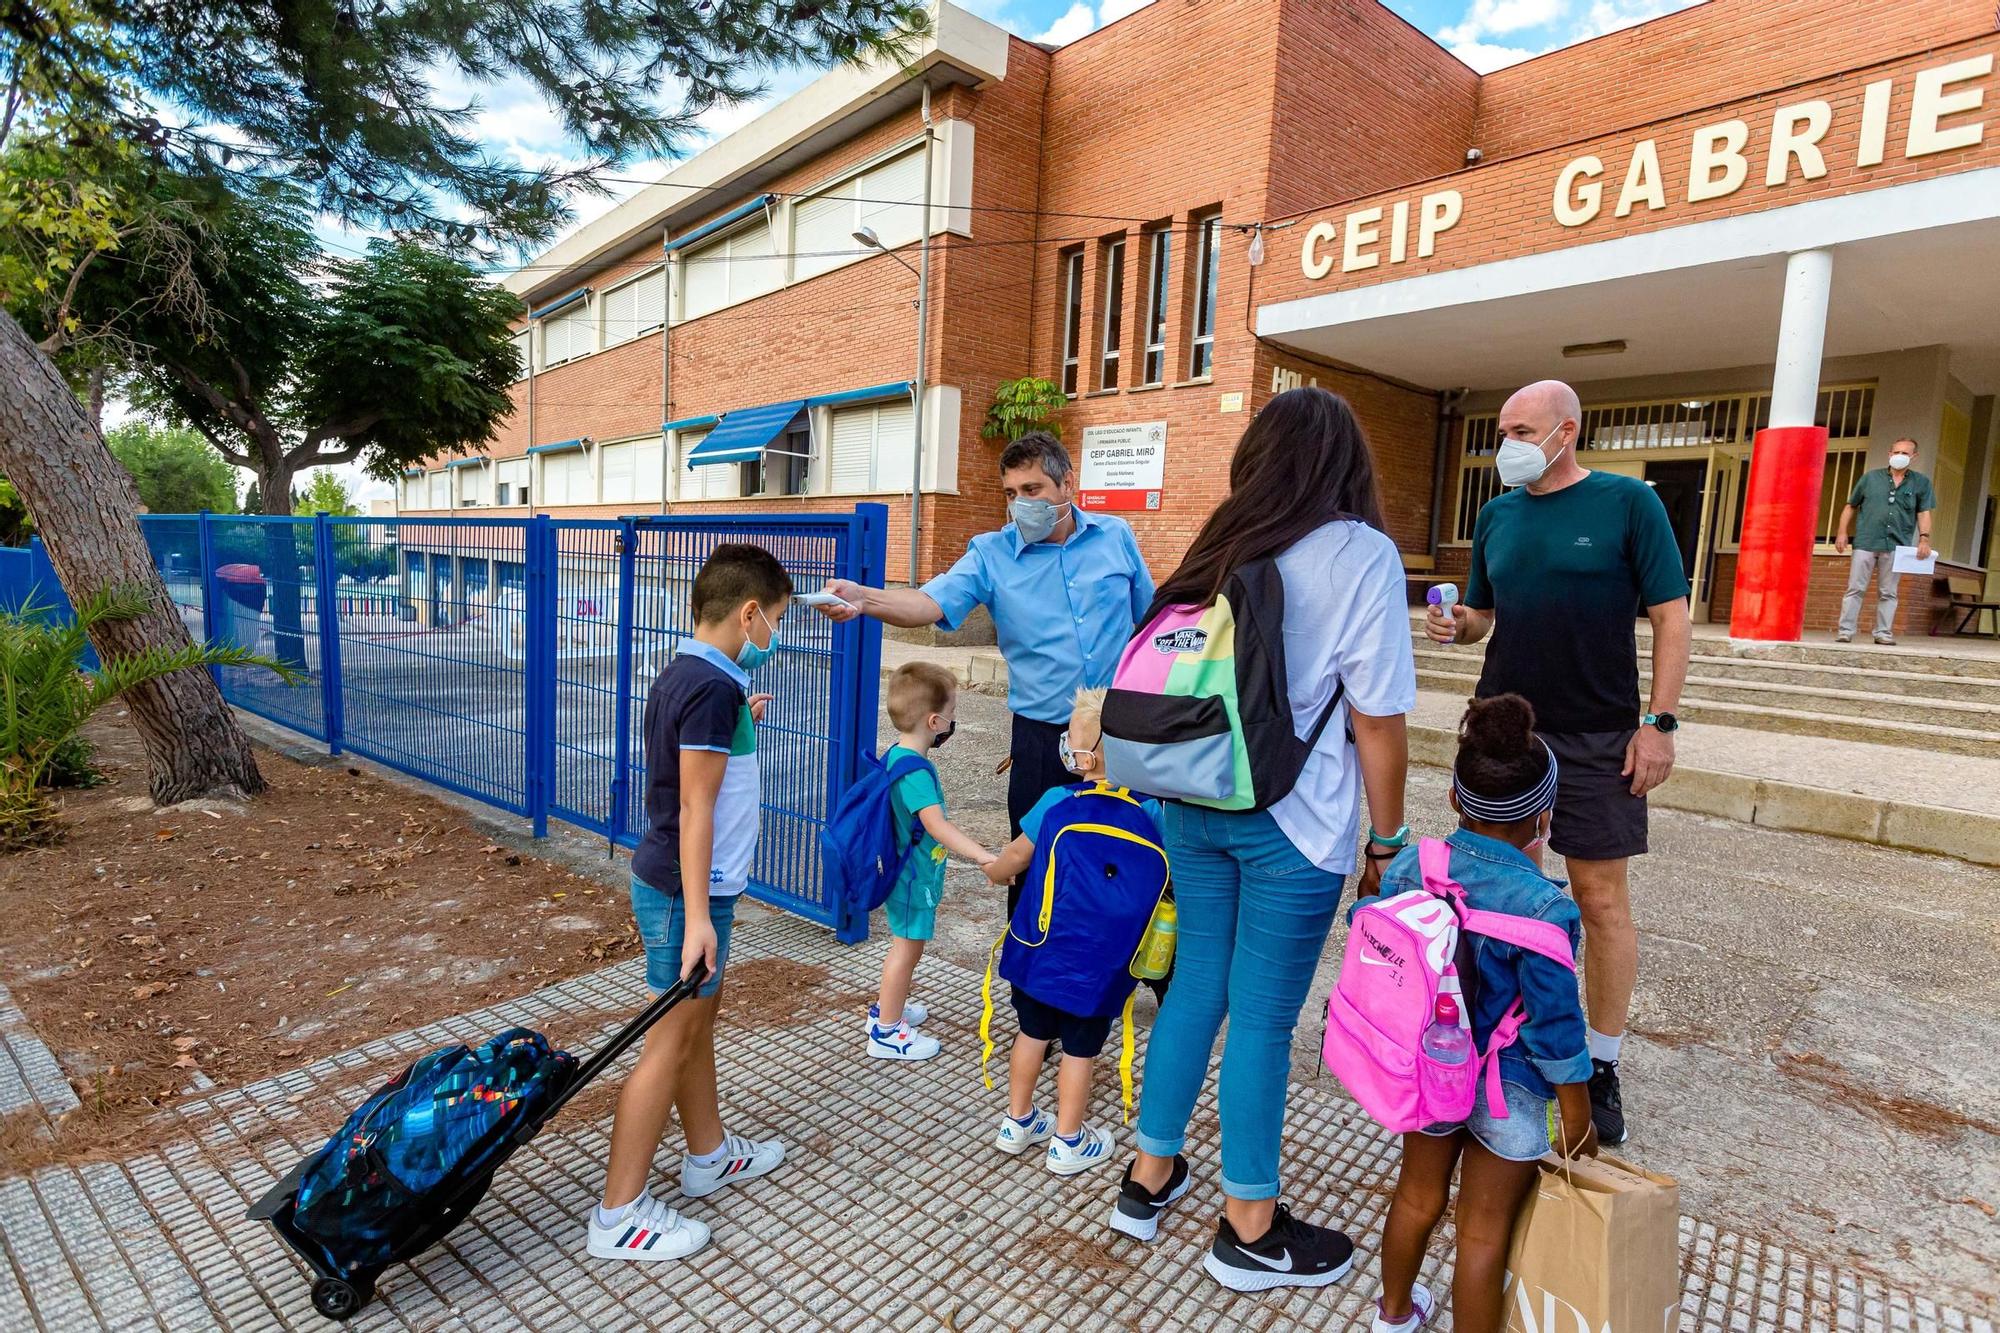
[687,1141,727,1168]
[1587,1027,1624,1064]
[594,1194,641,1228]
[1009,1108,1039,1126]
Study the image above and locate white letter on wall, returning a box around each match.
[1301,221,1338,280]
[1418,191,1462,257]
[1687,120,1750,202]
[1857,79,1893,167]
[1766,101,1832,186]
[1907,55,1992,158]
[1342,207,1383,272]
[1553,157,1604,227]
[1615,140,1667,217]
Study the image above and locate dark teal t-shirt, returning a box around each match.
[1847,467,1935,552]
[1465,471,1690,734]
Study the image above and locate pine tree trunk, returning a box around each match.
[0,309,268,802]
[87,368,105,432]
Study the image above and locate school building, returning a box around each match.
[397,0,2000,637]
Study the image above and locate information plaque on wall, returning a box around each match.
[1079,421,1166,511]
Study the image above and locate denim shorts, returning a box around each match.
[631,875,737,998]
[1420,1075,1555,1162]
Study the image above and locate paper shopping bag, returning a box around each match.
[1503,1152,1681,1333]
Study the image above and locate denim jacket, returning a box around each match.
[1363,829,1592,1099]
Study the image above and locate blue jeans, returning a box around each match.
[1135,805,1346,1200]
[631,876,737,997]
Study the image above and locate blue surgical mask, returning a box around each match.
[736,607,779,671]
[1009,497,1071,544]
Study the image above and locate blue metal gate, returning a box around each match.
[9,508,888,941]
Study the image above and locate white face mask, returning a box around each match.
[1496,424,1565,488]
[1889,453,1913,471]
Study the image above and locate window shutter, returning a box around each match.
[633,269,666,333]
[828,407,877,491]
[727,219,777,303]
[510,329,532,378]
[634,440,664,503]
[792,187,856,282]
[599,442,635,502]
[874,398,917,492]
[601,282,637,348]
[680,243,727,320]
[428,473,449,508]
[860,150,926,249]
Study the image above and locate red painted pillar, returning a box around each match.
[1728,425,1828,641]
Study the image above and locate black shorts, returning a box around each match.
[1011,988,1113,1058]
[1542,728,1648,861]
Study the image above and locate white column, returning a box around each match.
[1770,249,1834,428]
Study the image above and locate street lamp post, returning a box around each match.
[852,89,933,587]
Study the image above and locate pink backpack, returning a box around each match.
[1323,839,1577,1133]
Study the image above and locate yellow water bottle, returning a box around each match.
[1134,898,1177,980]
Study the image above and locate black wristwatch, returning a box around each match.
[1643,711,1679,734]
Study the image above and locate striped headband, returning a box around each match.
[1452,739,1559,824]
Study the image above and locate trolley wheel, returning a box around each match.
[311,1275,373,1322]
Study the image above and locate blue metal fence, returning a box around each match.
[1,508,888,941]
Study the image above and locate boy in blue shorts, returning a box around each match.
[983,688,1165,1176]
[586,543,792,1263]
[868,661,995,1062]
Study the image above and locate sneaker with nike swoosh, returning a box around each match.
[1202,1204,1354,1293]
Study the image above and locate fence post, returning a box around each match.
[196,509,223,686]
[609,519,639,849]
[524,516,556,838]
[831,503,890,945]
[312,512,345,756]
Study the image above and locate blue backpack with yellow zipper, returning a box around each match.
[978,781,1171,1116]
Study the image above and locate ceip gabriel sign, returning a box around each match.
[1301,52,1993,281]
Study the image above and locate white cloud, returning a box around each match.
[1574,0,1690,39]
[1099,0,1156,23]
[1439,0,1567,45]
[1448,40,1545,72]
[1035,2,1098,45]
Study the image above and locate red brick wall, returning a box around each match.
[1261,32,2000,307]
[1474,0,2000,160]
[1709,552,1956,635]
[1266,1,1479,217]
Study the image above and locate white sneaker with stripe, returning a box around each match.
[585,1192,709,1262]
[680,1132,787,1200]
[995,1106,1056,1155]
[865,999,928,1032]
[1046,1123,1115,1176]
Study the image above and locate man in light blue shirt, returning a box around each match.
[821,433,1154,906]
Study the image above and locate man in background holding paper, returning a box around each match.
[1834,436,1935,646]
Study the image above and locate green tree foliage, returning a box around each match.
[0,478,30,545]
[297,470,356,516]
[0,586,293,847]
[982,376,1069,442]
[105,420,238,513]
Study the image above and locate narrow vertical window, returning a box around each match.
[1059,250,1083,396]
[1190,214,1220,380]
[1099,238,1125,391]
[1141,228,1170,386]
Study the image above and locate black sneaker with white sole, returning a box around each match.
[1203,1204,1355,1293]
[1108,1154,1190,1242]
[1588,1058,1628,1146]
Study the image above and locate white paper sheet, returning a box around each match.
[1891,545,1937,576]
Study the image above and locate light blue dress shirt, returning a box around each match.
[921,508,1155,724]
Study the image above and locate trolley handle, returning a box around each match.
[542,962,709,1121]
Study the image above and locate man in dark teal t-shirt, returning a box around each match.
[1424,379,1692,1149]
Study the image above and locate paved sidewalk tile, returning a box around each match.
[0,980,81,1122]
[1,912,1992,1331]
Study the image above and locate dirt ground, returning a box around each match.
[0,712,639,1168]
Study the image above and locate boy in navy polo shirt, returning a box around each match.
[587,543,792,1264]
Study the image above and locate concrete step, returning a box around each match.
[1406,616,2000,681]
[1415,666,2000,758]
[1411,644,2000,709]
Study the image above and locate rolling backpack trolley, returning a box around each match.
[246,964,707,1322]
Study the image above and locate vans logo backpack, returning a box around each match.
[1152,627,1208,654]
[1323,839,1576,1134]
[820,750,935,921]
[977,782,1170,1117]
[1101,556,1343,811]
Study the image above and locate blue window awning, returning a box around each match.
[807,380,913,410]
[685,400,806,469]
[527,438,589,456]
[445,456,488,469]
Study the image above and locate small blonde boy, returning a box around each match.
[868,662,995,1061]
[983,688,1165,1175]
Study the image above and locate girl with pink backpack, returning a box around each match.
[1339,695,1598,1333]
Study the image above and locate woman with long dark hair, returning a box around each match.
[1107,387,1415,1292]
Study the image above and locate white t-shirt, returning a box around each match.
[1266,521,1419,872]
